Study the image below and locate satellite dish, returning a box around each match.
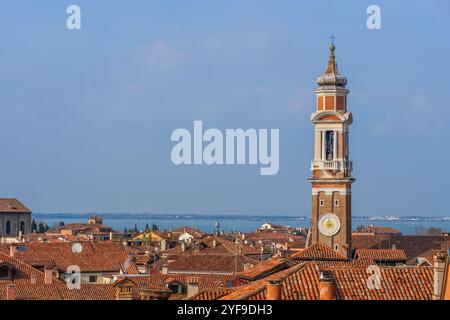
[72,243,83,253]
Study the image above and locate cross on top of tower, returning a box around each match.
[330,34,336,45]
[329,34,336,52]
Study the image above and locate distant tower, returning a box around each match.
[214,221,221,235]
[309,39,355,258]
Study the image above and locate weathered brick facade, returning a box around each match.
[309,44,354,258]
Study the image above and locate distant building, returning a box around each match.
[53,215,113,241]
[0,198,32,239]
[88,215,103,225]
[353,224,402,236]
[173,226,205,242]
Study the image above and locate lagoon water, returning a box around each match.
[33,213,450,235]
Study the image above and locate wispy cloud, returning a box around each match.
[201,28,287,58]
[371,94,450,135]
[287,89,313,114]
[371,112,395,135]
[137,40,185,72]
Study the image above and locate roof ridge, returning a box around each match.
[0,251,49,280]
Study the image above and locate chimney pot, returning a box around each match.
[267,279,282,300]
[433,252,448,300]
[9,244,17,257]
[6,284,16,301]
[44,266,54,284]
[161,265,169,275]
[186,277,200,298]
[319,271,336,300]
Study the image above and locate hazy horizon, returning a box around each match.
[1,1,449,216]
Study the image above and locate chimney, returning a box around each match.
[44,266,53,284]
[181,242,186,252]
[30,274,37,284]
[160,239,167,251]
[433,251,447,300]
[6,284,16,301]
[212,239,217,248]
[319,271,336,300]
[267,279,282,300]
[9,244,18,257]
[161,265,169,275]
[186,277,200,298]
[109,231,113,241]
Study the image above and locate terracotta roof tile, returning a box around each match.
[0,283,116,300]
[352,234,450,262]
[0,242,139,274]
[191,288,234,300]
[115,273,238,293]
[168,254,258,274]
[290,243,348,261]
[0,252,48,284]
[219,262,434,300]
[238,258,295,281]
[354,249,408,262]
[162,236,259,257]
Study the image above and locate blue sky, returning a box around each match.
[0,1,449,216]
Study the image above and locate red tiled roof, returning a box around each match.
[219,262,435,300]
[290,243,348,261]
[416,249,441,266]
[0,242,139,274]
[354,249,408,262]
[162,236,259,257]
[115,273,238,293]
[0,252,49,284]
[352,234,450,263]
[0,283,116,300]
[191,288,234,300]
[220,263,320,300]
[168,254,258,274]
[238,258,295,281]
[314,260,375,267]
[329,266,433,300]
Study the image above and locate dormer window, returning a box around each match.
[0,262,14,280]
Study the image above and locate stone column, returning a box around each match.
[333,131,338,160]
[321,131,326,161]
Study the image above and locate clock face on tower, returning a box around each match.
[318,213,341,237]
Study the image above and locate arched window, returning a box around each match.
[325,131,334,161]
[5,221,11,235]
[20,221,25,234]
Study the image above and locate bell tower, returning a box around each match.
[309,39,355,258]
